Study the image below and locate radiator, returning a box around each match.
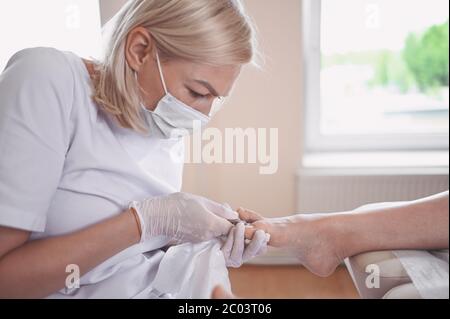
[250,168,449,265]
[297,168,449,213]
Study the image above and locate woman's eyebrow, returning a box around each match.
[193,79,222,97]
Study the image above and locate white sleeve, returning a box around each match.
[0,48,74,232]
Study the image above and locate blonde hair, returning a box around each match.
[92,0,258,133]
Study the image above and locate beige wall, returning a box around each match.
[182,0,304,218]
[99,0,305,218]
[99,0,129,25]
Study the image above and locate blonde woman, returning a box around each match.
[0,0,269,298]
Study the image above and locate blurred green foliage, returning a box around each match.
[404,20,449,91]
[322,20,449,94]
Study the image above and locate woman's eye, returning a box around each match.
[188,89,208,99]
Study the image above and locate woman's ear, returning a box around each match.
[125,27,154,72]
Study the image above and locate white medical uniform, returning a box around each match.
[0,47,186,298]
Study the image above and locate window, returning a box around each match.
[0,0,102,72]
[303,0,449,152]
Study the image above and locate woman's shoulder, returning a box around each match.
[0,47,80,126]
[7,47,70,66]
[4,47,76,87]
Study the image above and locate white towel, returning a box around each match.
[394,249,449,299]
[148,239,231,299]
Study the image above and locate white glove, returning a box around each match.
[220,204,270,268]
[129,192,238,243]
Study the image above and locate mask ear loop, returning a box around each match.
[133,49,167,96]
[155,50,168,95]
[209,97,225,117]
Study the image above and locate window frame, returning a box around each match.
[302,0,449,153]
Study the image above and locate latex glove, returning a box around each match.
[129,192,238,243]
[221,222,270,268]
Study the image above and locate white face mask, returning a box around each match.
[137,51,212,139]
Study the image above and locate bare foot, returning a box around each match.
[239,208,346,277]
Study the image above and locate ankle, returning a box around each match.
[321,213,356,260]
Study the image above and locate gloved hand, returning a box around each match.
[220,205,270,268]
[221,223,270,268]
[129,192,238,243]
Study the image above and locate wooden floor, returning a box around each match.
[229,265,359,299]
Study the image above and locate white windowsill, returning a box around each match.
[301,151,449,176]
